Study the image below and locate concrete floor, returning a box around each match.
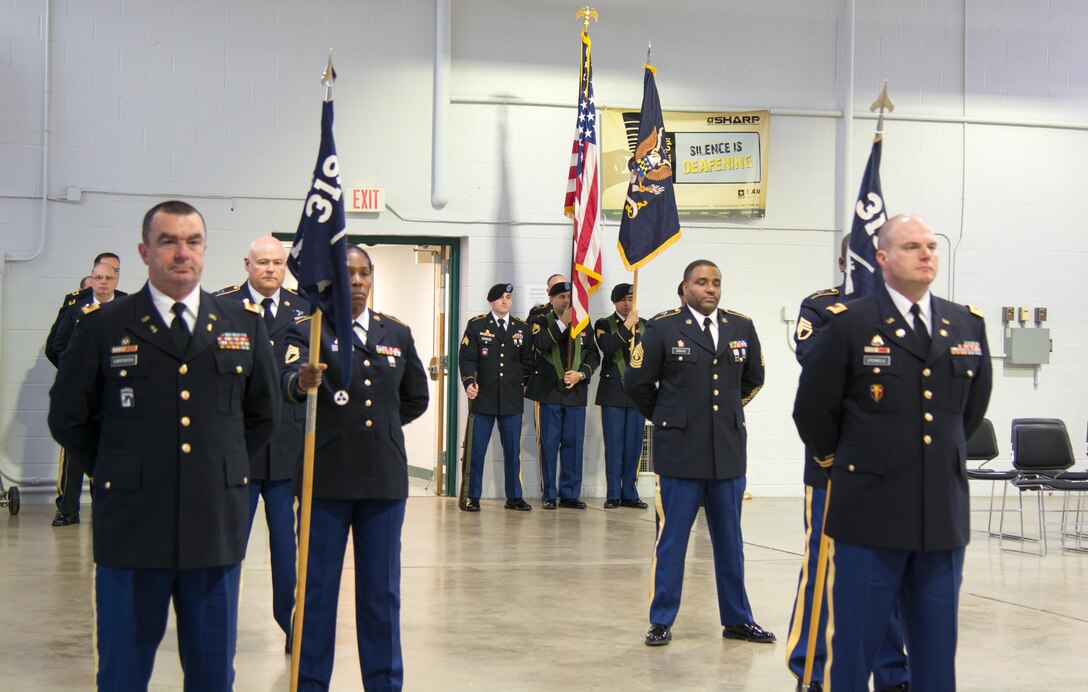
[2,492,1088,690]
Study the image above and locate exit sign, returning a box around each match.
[348,187,384,213]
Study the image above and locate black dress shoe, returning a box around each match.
[558,498,587,509]
[52,511,80,526]
[645,623,671,646]
[722,622,776,643]
[543,500,558,510]
[462,499,480,512]
[603,499,621,509]
[505,498,532,511]
[621,498,649,509]
[795,682,823,692]
[875,685,908,692]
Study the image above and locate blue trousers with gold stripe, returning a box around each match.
[601,405,643,501]
[246,478,296,645]
[298,497,405,692]
[827,540,963,691]
[784,486,909,687]
[468,412,524,500]
[650,475,753,627]
[95,563,240,691]
[537,403,585,501]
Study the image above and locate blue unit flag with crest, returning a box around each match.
[287,99,353,386]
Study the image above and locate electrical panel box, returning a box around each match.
[1004,328,1051,365]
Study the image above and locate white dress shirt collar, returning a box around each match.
[147,282,200,330]
[884,285,932,334]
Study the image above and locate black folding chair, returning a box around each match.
[963,419,1016,536]
[1002,420,1076,556]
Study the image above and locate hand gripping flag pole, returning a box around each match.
[801,82,895,691]
[288,51,353,692]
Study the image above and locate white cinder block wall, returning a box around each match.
[1,0,1086,499]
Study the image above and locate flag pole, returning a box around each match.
[289,51,337,692]
[289,309,322,691]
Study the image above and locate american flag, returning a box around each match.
[563,27,602,339]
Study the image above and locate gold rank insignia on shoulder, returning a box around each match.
[796,317,814,341]
[81,302,101,315]
[653,308,681,321]
[723,308,749,320]
[285,344,300,364]
[810,288,839,299]
[243,301,261,314]
[630,342,644,369]
[532,323,541,334]
[825,303,848,315]
[968,305,984,319]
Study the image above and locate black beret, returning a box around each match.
[548,281,572,297]
[610,283,633,303]
[487,283,513,302]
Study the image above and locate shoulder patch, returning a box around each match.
[81,302,101,315]
[967,304,984,319]
[68,289,81,297]
[468,314,488,323]
[723,308,751,320]
[379,312,407,327]
[808,288,839,300]
[216,284,242,296]
[653,308,682,321]
[243,301,261,314]
[825,303,848,315]
[282,286,299,296]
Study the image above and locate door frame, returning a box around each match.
[273,232,462,497]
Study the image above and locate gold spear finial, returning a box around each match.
[576,6,599,31]
[322,50,337,102]
[869,80,894,136]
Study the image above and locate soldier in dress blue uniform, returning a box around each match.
[49,260,122,527]
[625,259,775,648]
[216,235,308,652]
[525,281,599,509]
[785,235,909,692]
[45,252,124,367]
[48,201,280,691]
[458,283,535,511]
[594,283,648,510]
[793,214,992,690]
[285,245,429,691]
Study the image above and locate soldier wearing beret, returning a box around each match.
[594,283,648,509]
[458,283,535,511]
[625,259,774,648]
[215,235,308,652]
[793,214,992,689]
[785,234,908,692]
[525,273,566,324]
[48,201,280,690]
[525,280,600,509]
[285,245,429,690]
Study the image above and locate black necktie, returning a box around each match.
[703,317,715,350]
[497,318,507,339]
[261,297,275,334]
[911,303,931,351]
[171,302,191,354]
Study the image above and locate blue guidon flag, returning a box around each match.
[845,134,887,297]
[287,99,353,386]
[617,65,681,271]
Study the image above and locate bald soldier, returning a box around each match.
[794,214,992,689]
[216,235,308,652]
